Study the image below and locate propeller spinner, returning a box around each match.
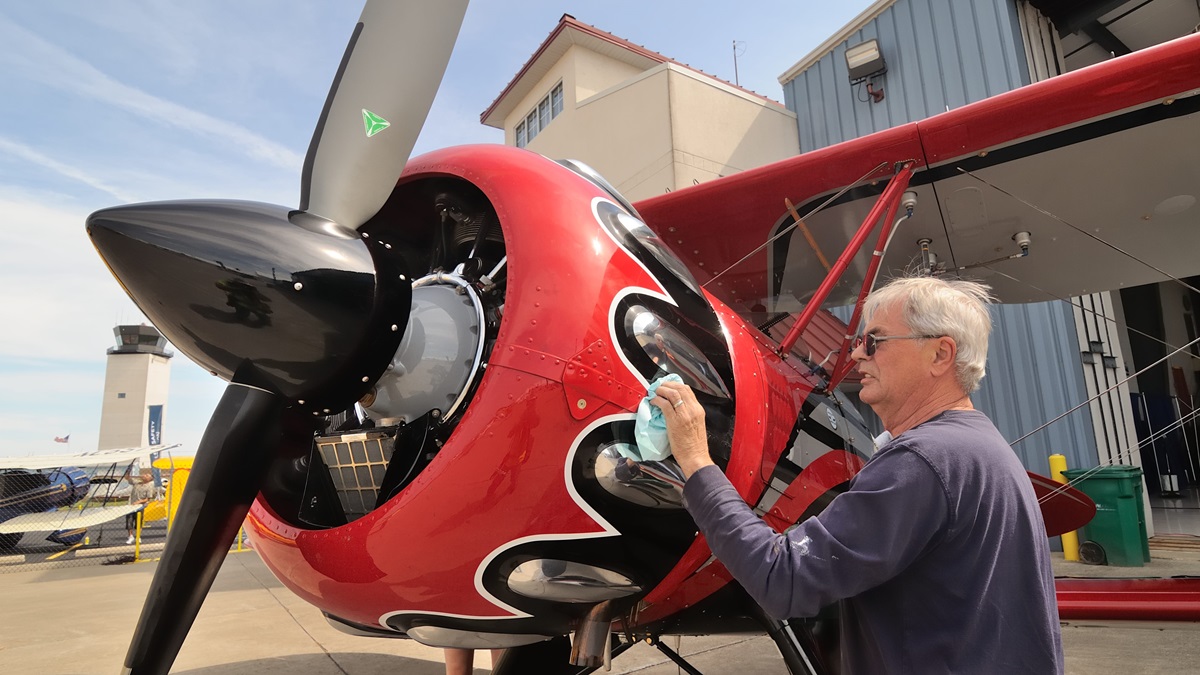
[87,1,469,673]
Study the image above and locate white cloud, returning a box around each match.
[0,193,143,362]
[0,137,138,203]
[0,14,303,171]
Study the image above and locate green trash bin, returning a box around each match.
[1062,465,1150,567]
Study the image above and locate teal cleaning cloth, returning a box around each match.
[627,374,684,462]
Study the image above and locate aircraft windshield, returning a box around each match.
[640,167,918,384]
[688,192,884,382]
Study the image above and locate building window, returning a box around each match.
[117,393,126,399]
[551,82,563,116]
[513,81,564,148]
[526,110,539,142]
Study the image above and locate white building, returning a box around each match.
[480,15,799,201]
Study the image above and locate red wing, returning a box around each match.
[635,33,1200,326]
[1028,470,1096,538]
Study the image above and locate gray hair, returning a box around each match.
[864,276,995,393]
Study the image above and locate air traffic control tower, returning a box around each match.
[97,325,172,450]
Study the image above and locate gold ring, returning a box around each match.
[673,399,684,408]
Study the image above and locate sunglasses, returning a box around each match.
[852,333,943,357]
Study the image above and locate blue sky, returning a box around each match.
[0,1,873,459]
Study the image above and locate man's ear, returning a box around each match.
[928,336,957,377]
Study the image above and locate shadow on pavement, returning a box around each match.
[54,653,453,675]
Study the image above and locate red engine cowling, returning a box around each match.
[245,145,869,647]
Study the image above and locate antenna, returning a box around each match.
[732,40,746,86]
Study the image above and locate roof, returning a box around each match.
[777,0,897,85]
[481,14,784,129]
[763,311,862,384]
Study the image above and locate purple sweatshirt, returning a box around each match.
[683,410,1063,674]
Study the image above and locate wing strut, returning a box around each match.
[777,162,915,357]
[825,164,917,389]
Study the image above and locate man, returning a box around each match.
[653,276,1062,674]
[125,469,159,545]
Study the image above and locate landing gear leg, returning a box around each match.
[492,635,633,675]
[647,636,705,675]
[494,619,826,675]
[752,605,830,675]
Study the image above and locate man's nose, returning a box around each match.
[850,341,867,362]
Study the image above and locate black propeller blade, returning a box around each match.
[87,1,468,672]
[89,198,410,675]
[121,382,284,675]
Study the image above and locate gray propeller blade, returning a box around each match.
[299,0,469,230]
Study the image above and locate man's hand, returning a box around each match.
[650,380,715,480]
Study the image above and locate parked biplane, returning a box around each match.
[83,1,1200,673]
[0,445,179,551]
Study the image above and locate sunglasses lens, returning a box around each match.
[853,335,874,356]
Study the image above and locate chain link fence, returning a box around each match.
[0,462,246,574]
[0,509,250,573]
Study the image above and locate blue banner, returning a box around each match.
[148,405,163,446]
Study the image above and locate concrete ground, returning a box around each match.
[2,547,1200,674]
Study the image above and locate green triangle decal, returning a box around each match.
[362,109,391,138]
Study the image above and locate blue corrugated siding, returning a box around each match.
[783,0,1030,152]
[975,302,1097,474]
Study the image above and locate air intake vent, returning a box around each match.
[315,430,395,521]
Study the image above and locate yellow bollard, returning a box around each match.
[1049,454,1080,561]
[134,510,143,561]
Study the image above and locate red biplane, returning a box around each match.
[85,2,1200,673]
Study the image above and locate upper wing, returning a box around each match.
[635,33,1200,315]
[0,444,182,470]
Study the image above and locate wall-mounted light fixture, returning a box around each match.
[846,39,886,83]
[846,39,886,103]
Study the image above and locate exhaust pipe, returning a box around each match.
[569,600,618,667]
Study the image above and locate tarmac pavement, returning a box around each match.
[2,547,1199,674]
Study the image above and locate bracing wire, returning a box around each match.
[984,265,1200,365]
[1037,403,1200,505]
[703,161,890,288]
[1011,334,1200,448]
[958,168,1200,297]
